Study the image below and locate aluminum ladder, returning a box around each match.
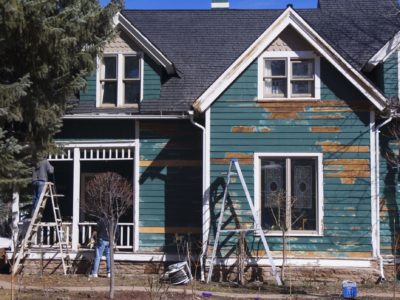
[12,182,71,276]
[207,158,282,285]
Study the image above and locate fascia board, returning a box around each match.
[364,31,400,72]
[193,7,387,113]
[116,12,175,74]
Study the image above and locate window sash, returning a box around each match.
[99,54,142,106]
[262,57,316,99]
[260,157,317,232]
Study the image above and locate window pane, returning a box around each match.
[102,82,117,105]
[125,56,140,79]
[291,158,317,231]
[264,78,287,97]
[261,159,286,230]
[265,60,286,77]
[124,81,140,104]
[292,60,313,78]
[104,57,117,79]
[292,81,314,96]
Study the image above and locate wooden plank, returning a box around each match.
[310,126,341,133]
[140,160,201,167]
[139,227,202,234]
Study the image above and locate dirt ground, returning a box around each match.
[0,274,399,299]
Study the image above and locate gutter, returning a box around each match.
[374,116,393,281]
[188,110,208,282]
[63,114,189,120]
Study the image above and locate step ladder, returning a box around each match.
[207,158,282,285]
[12,182,71,276]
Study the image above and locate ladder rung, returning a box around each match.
[53,194,64,197]
[220,229,255,233]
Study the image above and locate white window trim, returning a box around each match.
[257,51,321,101]
[96,53,143,108]
[254,152,324,237]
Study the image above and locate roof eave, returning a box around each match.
[116,12,176,75]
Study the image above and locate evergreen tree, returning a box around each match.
[0,0,120,202]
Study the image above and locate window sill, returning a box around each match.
[98,103,139,109]
[259,230,323,237]
[257,98,320,102]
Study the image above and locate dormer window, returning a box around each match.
[98,53,142,107]
[258,51,320,100]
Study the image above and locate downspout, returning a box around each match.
[375,116,393,281]
[188,110,208,282]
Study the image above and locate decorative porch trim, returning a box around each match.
[192,6,387,113]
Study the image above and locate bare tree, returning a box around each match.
[267,190,301,284]
[83,172,133,299]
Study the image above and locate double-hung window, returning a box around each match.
[254,153,323,236]
[98,53,142,107]
[258,51,320,100]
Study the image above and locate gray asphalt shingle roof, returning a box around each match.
[72,1,400,115]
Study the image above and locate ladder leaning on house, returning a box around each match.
[207,158,282,286]
[12,182,71,276]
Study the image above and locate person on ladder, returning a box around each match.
[31,156,54,216]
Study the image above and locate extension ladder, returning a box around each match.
[12,182,70,276]
[207,158,282,285]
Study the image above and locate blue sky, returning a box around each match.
[101,0,318,9]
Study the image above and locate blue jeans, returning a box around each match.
[91,238,110,275]
[32,180,46,214]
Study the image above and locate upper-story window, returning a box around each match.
[98,53,142,107]
[258,51,320,100]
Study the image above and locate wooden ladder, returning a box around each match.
[12,182,71,276]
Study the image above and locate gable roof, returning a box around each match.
[193,7,388,112]
[119,2,400,113]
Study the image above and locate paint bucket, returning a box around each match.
[342,280,357,299]
[167,262,192,285]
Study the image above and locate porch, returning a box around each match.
[30,140,139,252]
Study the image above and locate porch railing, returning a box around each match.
[20,222,134,251]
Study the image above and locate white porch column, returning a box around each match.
[72,147,80,250]
[11,188,19,251]
[133,120,140,252]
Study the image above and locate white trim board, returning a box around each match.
[192,6,387,113]
[13,251,373,267]
[116,13,175,75]
[364,31,400,72]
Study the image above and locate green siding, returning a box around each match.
[382,53,398,97]
[210,57,372,256]
[139,120,202,251]
[143,55,161,100]
[379,135,400,255]
[370,53,398,97]
[56,119,135,140]
[80,72,96,101]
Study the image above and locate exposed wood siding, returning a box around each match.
[139,120,202,251]
[210,57,372,257]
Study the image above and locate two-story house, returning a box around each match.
[21,0,400,282]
